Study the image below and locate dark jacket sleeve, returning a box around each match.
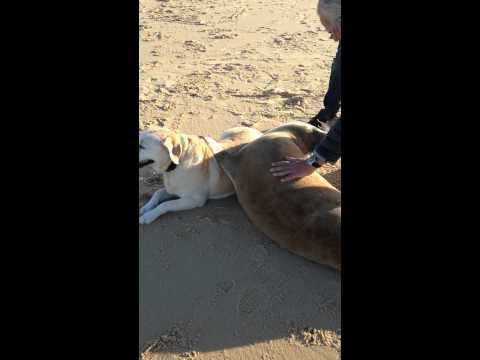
[314,118,341,163]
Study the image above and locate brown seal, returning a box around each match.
[215,122,341,270]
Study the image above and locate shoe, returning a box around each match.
[309,109,336,124]
[308,118,328,129]
[309,110,335,128]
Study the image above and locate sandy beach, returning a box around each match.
[139,0,341,358]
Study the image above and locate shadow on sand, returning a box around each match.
[139,189,340,354]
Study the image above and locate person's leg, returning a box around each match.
[310,43,341,125]
[323,43,341,116]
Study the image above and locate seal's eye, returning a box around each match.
[139,144,145,149]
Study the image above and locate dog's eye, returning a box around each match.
[139,144,145,149]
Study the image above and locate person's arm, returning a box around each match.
[313,118,341,164]
[270,119,341,182]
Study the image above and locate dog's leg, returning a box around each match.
[139,188,176,216]
[139,197,206,225]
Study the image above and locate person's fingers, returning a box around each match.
[280,174,300,182]
[271,170,292,177]
[333,24,341,41]
[270,165,292,172]
[271,160,292,166]
[285,156,303,161]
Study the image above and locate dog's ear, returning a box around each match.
[163,137,181,164]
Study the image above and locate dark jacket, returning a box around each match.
[314,118,341,163]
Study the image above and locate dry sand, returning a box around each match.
[139,0,341,358]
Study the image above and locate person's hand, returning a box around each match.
[319,12,341,42]
[270,156,322,182]
[331,23,341,41]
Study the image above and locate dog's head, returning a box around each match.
[139,128,183,173]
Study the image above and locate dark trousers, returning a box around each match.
[323,42,341,116]
[314,117,341,163]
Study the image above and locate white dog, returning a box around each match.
[139,126,262,224]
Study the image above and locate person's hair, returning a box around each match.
[317,0,341,26]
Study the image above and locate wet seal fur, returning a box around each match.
[215,121,341,270]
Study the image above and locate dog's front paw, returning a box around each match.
[139,204,151,216]
[139,211,159,225]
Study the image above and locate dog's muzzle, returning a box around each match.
[139,159,154,168]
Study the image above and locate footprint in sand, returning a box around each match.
[238,288,264,317]
[183,40,206,53]
[313,288,341,323]
[150,48,161,57]
[210,280,236,307]
[248,244,269,268]
[141,30,162,42]
[208,28,238,40]
[283,95,306,109]
[237,287,276,331]
[241,120,255,127]
[217,280,235,295]
[139,61,159,73]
